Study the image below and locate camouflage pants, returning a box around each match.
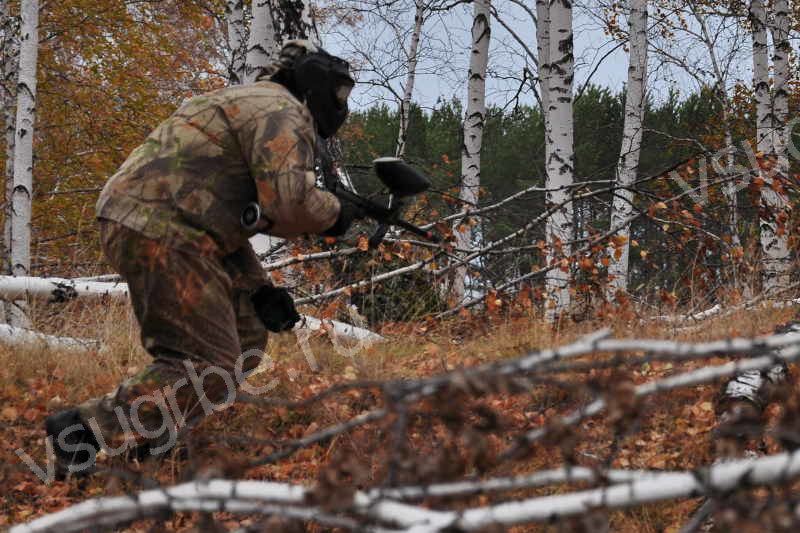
[79,220,269,455]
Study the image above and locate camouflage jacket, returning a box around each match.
[96,81,340,255]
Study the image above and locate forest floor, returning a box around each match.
[1,298,798,532]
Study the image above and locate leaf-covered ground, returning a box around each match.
[1,300,798,531]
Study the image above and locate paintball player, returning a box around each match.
[44,41,360,475]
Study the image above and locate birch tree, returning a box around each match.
[451,0,490,303]
[535,0,550,129]
[244,0,315,85]
[8,0,38,327]
[395,1,425,158]
[226,0,247,85]
[244,0,278,83]
[271,0,314,44]
[759,0,791,296]
[1,1,18,324]
[540,0,575,321]
[607,0,647,301]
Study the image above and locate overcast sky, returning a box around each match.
[322,2,630,112]
[321,2,754,113]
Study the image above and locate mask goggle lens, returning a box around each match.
[335,79,354,106]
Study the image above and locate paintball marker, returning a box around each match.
[327,157,440,247]
[243,151,440,247]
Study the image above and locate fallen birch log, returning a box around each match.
[8,478,447,533]
[12,448,800,532]
[0,276,383,343]
[446,449,800,530]
[0,324,99,353]
[0,275,129,302]
[298,314,383,343]
[72,274,122,282]
[653,303,722,323]
[651,283,800,325]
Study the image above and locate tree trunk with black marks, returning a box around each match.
[452,0,491,303]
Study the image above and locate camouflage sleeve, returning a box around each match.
[240,100,341,238]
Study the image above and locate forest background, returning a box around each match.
[1,0,791,322]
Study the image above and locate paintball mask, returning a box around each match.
[273,41,355,139]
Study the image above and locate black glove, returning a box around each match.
[251,285,301,332]
[322,196,365,237]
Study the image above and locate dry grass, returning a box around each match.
[1,299,799,531]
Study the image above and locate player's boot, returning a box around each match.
[44,407,100,478]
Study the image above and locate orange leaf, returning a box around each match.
[321,301,340,319]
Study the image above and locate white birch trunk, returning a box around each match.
[543,0,575,321]
[395,1,424,158]
[750,0,771,156]
[535,0,550,127]
[0,323,100,353]
[535,0,550,312]
[1,0,19,324]
[722,131,740,249]
[9,0,37,328]
[0,275,130,301]
[761,0,791,295]
[244,0,278,84]
[771,0,790,174]
[270,0,314,43]
[607,0,647,301]
[451,0,491,303]
[226,0,247,85]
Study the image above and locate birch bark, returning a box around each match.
[395,1,424,158]
[452,0,491,302]
[271,0,314,43]
[771,0,790,175]
[750,0,770,156]
[543,0,575,321]
[226,0,247,85]
[750,0,789,296]
[607,0,647,301]
[535,0,550,128]
[244,0,278,83]
[1,1,18,323]
[9,0,37,327]
[761,0,791,295]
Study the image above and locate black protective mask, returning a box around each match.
[292,50,354,138]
